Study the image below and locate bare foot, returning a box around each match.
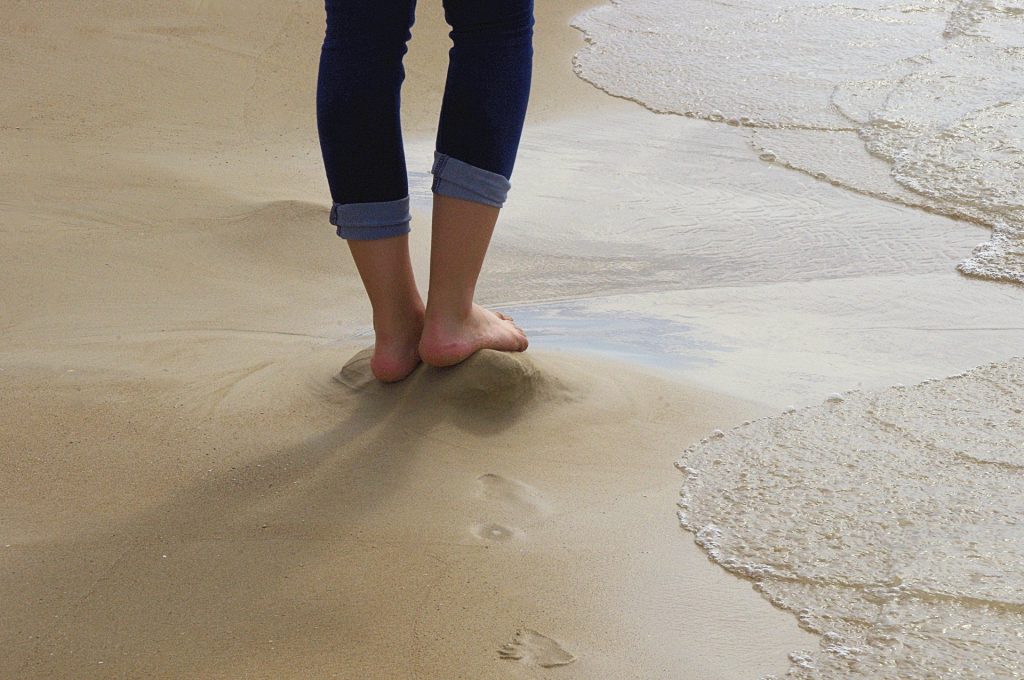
[370,310,424,383]
[419,304,528,368]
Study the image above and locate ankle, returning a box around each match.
[424,299,474,328]
[373,302,425,341]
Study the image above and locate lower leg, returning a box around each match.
[317,2,421,381]
[418,194,527,367]
[347,235,425,382]
[419,1,534,367]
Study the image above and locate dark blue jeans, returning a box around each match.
[316,0,535,240]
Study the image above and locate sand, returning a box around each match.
[4,0,1022,678]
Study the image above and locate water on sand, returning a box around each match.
[678,360,1024,678]
[573,0,1024,285]
[573,0,1024,676]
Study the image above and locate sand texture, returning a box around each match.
[0,1,814,678]
[5,0,1024,678]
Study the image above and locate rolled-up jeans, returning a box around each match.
[316,0,535,240]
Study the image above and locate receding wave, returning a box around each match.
[573,2,1024,674]
[676,358,1024,678]
[572,0,1024,284]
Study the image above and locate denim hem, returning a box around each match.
[430,151,512,209]
[330,196,411,240]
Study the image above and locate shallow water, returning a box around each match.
[572,0,1024,285]
[677,360,1024,678]
[572,0,1024,676]
[502,300,715,370]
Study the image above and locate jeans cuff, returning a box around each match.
[331,196,412,240]
[430,151,512,209]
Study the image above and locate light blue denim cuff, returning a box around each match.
[430,151,512,209]
[331,196,411,240]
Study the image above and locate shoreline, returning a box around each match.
[3,0,1023,677]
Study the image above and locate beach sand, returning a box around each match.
[3,1,1022,678]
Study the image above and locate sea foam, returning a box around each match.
[572,1,1024,675]
[676,360,1024,678]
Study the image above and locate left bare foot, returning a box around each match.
[370,308,425,383]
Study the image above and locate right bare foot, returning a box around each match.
[419,304,528,368]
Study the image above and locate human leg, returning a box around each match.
[345,235,424,382]
[419,195,528,367]
[317,0,423,382]
[419,0,535,367]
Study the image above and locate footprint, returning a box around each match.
[477,473,549,515]
[334,348,375,390]
[471,474,550,542]
[498,628,576,668]
[471,523,516,542]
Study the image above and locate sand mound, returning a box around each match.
[340,348,570,415]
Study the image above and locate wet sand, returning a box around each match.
[3,1,1022,678]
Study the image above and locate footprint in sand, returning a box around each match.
[335,348,376,390]
[476,473,549,514]
[498,628,576,668]
[471,522,516,542]
[472,473,550,542]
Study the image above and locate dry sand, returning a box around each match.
[1,1,813,678]
[6,0,1022,678]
